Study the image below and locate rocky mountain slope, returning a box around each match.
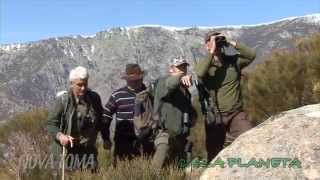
[0,14,319,120]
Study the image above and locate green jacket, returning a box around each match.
[194,42,256,113]
[153,75,195,137]
[47,89,108,156]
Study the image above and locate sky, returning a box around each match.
[0,0,319,44]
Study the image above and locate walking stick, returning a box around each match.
[61,136,73,180]
[62,145,66,180]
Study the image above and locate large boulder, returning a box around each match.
[200,104,320,180]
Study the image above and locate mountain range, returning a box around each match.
[0,14,319,121]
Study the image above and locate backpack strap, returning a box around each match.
[234,60,241,81]
[56,90,72,135]
[150,79,166,130]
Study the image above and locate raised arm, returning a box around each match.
[232,42,256,69]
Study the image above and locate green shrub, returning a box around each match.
[243,33,320,124]
[0,109,50,179]
[0,109,48,144]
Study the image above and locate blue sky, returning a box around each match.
[1,0,319,44]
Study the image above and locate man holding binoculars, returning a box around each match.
[194,31,256,162]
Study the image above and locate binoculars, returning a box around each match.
[215,36,228,47]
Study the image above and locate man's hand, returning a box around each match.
[57,133,74,147]
[180,75,192,87]
[227,40,237,47]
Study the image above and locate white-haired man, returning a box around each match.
[47,66,109,173]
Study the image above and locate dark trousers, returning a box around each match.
[112,134,154,166]
[205,110,252,162]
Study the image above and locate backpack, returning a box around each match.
[133,85,158,140]
[56,90,71,135]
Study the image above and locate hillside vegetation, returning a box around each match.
[243,33,320,124]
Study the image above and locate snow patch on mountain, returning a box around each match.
[126,24,191,32]
[80,34,96,39]
[301,13,320,25]
[0,43,28,52]
[91,45,95,53]
[279,30,293,39]
[69,50,74,58]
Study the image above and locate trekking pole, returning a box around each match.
[62,145,66,180]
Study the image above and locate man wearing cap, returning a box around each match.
[151,57,197,169]
[47,66,109,174]
[194,31,256,162]
[103,63,154,166]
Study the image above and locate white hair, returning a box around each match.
[69,66,89,82]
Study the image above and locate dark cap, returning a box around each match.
[204,31,221,43]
